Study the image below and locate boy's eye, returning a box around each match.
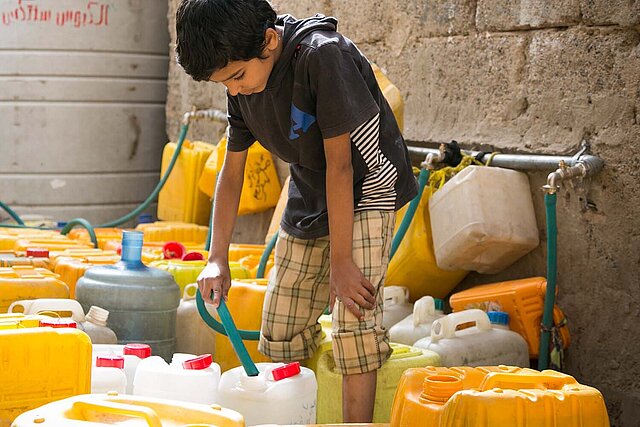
[233,73,244,81]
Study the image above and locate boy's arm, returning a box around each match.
[197,148,247,306]
[324,132,376,319]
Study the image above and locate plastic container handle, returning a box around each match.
[479,372,577,392]
[183,283,198,301]
[384,286,410,305]
[71,400,162,427]
[412,296,436,327]
[8,298,86,322]
[430,309,492,342]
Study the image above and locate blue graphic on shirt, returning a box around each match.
[289,104,316,140]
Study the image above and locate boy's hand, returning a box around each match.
[196,259,231,308]
[329,259,376,319]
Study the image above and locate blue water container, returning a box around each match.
[76,231,180,360]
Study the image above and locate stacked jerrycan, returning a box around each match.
[218,361,317,426]
[306,315,441,423]
[0,266,69,312]
[93,343,152,394]
[429,166,539,274]
[133,353,221,404]
[382,286,414,330]
[8,298,117,344]
[0,327,92,426]
[11,394,244,427]
[51,250,121,298]
[176,283,216,355]
[390,365,610,426]
[389,296,445,345]
[76,231,181,360]
[413,309,530,367]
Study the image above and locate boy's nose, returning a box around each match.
[227,82,240,97]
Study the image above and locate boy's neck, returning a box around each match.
[272,25,285,67]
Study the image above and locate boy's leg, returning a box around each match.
[332,210,395,423]
[259,229,331,362]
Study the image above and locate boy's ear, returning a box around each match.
[264,27,279,52]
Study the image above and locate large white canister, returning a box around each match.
[388,296,445,345]
[413,309,530,367]
[428,166,539,274]
[218,362,317,426]
[382,286,413,330]
[133,353,220,404]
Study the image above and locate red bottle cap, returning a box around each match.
[163,241,186,260]
[26,248,49,258]
[272,362,301,381]
[182,354,213,370]
[182,251,205,261]
[96,355,125,369]
[39,318,77,328]
[123,343,152,359]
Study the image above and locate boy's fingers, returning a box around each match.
[353,293,374,311]
[344,296,364,319]
[361,277,376,296]
[197,279,213,304]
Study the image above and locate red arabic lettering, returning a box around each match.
[1,0,108,27]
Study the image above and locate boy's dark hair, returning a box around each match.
[176,0,277,81]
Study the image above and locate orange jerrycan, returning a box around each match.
[11,393,244,427]
[214,278,271,372]
[0,327,92,427]
[391,366,610,427]
[0,266,69,312]
[0,229,60,251]
[449,277,570,357]
[67,228,123,249]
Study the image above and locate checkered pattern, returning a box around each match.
[259,210,395,375]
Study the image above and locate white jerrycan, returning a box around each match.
[133,353,220,404]
[428,166,539,274]
[93,343,152,394]
[91,355,127,394]
[413,309,530,367]
[176,283,216,354]
[9,298,117,344]
[388,296,445,345]
[382,286,413,330]
[217,362,317,426]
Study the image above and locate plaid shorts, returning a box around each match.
[258,210,395,375]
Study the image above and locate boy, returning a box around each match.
[176,0,417,422]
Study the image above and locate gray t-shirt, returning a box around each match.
[227,15,417,239]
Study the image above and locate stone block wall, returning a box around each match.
[166,1,639,424]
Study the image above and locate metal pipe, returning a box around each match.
[407,141,603,174]
[420,143,446,169]
[182,107,227,125]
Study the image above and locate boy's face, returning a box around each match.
[208,28,281,96]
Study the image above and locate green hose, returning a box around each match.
[390,168,430,259]
[256,232,277,279]
[0,201,25,226]
[538,192,557,370]
[60,219,98,248]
